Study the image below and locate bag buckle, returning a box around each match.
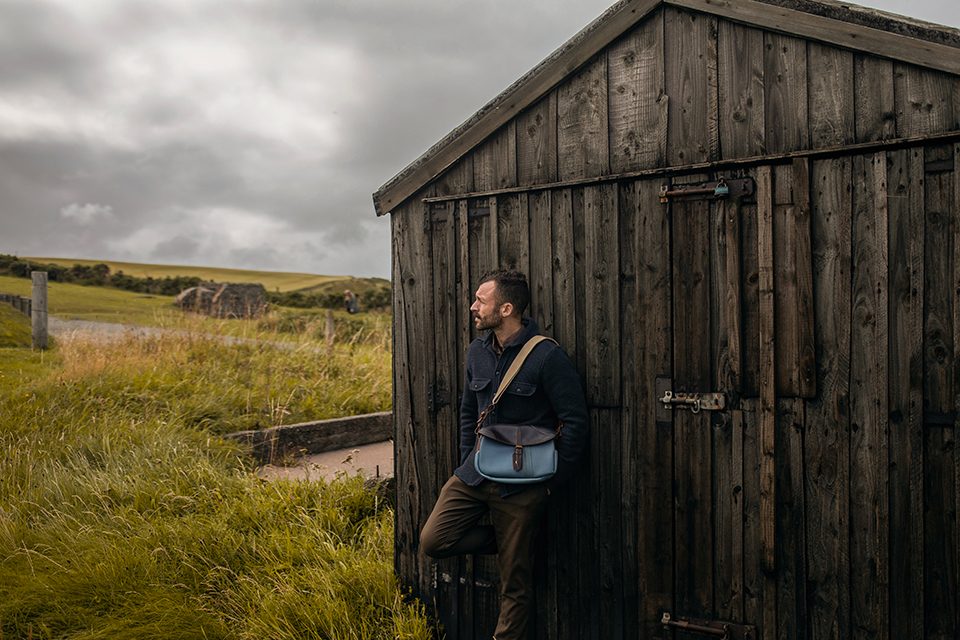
[513,444,523,471]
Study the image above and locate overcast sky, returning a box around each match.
[0,0,956,278]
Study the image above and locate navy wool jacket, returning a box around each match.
[454,318,589,494]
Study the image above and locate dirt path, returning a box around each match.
[256,440,394,482]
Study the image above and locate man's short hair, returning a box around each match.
[480,270,530,317]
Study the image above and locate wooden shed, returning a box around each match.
[373,0,960,637]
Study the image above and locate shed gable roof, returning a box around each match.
[373,0,960,216]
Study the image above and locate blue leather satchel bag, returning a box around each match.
[473,336,560,484]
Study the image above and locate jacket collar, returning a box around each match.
[482,317,540,353]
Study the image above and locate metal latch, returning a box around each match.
[661,612,756,639]
[660,390,726,414]
[659,177,755,202]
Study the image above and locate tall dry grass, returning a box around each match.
[0,326,431,639]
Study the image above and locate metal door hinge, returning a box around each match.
[661,612,756,639]
[660,390,726,414]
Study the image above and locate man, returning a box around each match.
[420,269,589,640]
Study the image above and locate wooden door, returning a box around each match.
[667,173,749,637]
[663,163,814,639]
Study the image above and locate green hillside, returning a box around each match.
[24,257,384,293]
[0,303,31,348]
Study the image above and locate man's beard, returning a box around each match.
[473,309,502,331]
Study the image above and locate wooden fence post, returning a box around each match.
[31,271,48,350]
[326,309,335,355]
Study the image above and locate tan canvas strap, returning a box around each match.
[492,335,556,404]
[475,335,558,431]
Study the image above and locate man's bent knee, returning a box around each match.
[419,524,454,559]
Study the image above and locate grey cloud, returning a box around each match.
[0,0,955,279]
[150,235,200,262]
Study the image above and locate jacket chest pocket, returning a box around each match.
[506,381,537,397]
[470,377,492,405]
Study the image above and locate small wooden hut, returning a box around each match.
[373,0,960,637]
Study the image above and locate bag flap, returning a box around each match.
[478,423,557,446]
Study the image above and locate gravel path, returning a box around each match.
[49,317,171,339]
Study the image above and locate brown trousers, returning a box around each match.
[420,475,549,640]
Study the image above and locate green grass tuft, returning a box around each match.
[0,327,429,639]
[0,303,32,348]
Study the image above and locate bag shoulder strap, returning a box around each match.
[490,335,557,406]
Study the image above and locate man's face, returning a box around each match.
[470,280,503,331]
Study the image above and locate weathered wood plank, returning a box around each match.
[792,159,816,398]
[665,7,719,166]
[583,183,622,637]
[552,189,577,352]
[430,204,460,478]
[712,194,744,622]
[764,33,809,153]
[954,142,960,640]
[495,194,529,275]
[594,409,624,640]
[517,92,558,187]
[467,199,495,303]
[608,12,667,173]
[557,57,609,181]
[549,187,580,640]
[741,398,765,635]
[955,142,960,640]
[741,197,761,398]
[756,165,777,640]
[584,184,620,406]
[528,191,554,335]
[718,21,765,159]
[895,64,955,139]
[618,181,640,637]
[473,123,517,193]
[672,174,714,621]
[392,196,438,618]
[572,186,597,640]
[923,143,958,639]
[887,146,925,640]
[429,201,462,633]
[854,55,896,143]
[808,43,854,148]
[849,152,890,640]
[775,398,807,640]
[633,178,674,638]
[772,160,816,397]
[434,156,475,198]
[805,157,852,640]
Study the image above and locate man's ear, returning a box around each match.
[500,301,515,318]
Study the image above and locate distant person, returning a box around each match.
[344,289,359,314]
[419,269,589,640]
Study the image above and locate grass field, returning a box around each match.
[0,316,423,638]
[24,257,389,293]
[0,274,178,324]
[0,305,59,391]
